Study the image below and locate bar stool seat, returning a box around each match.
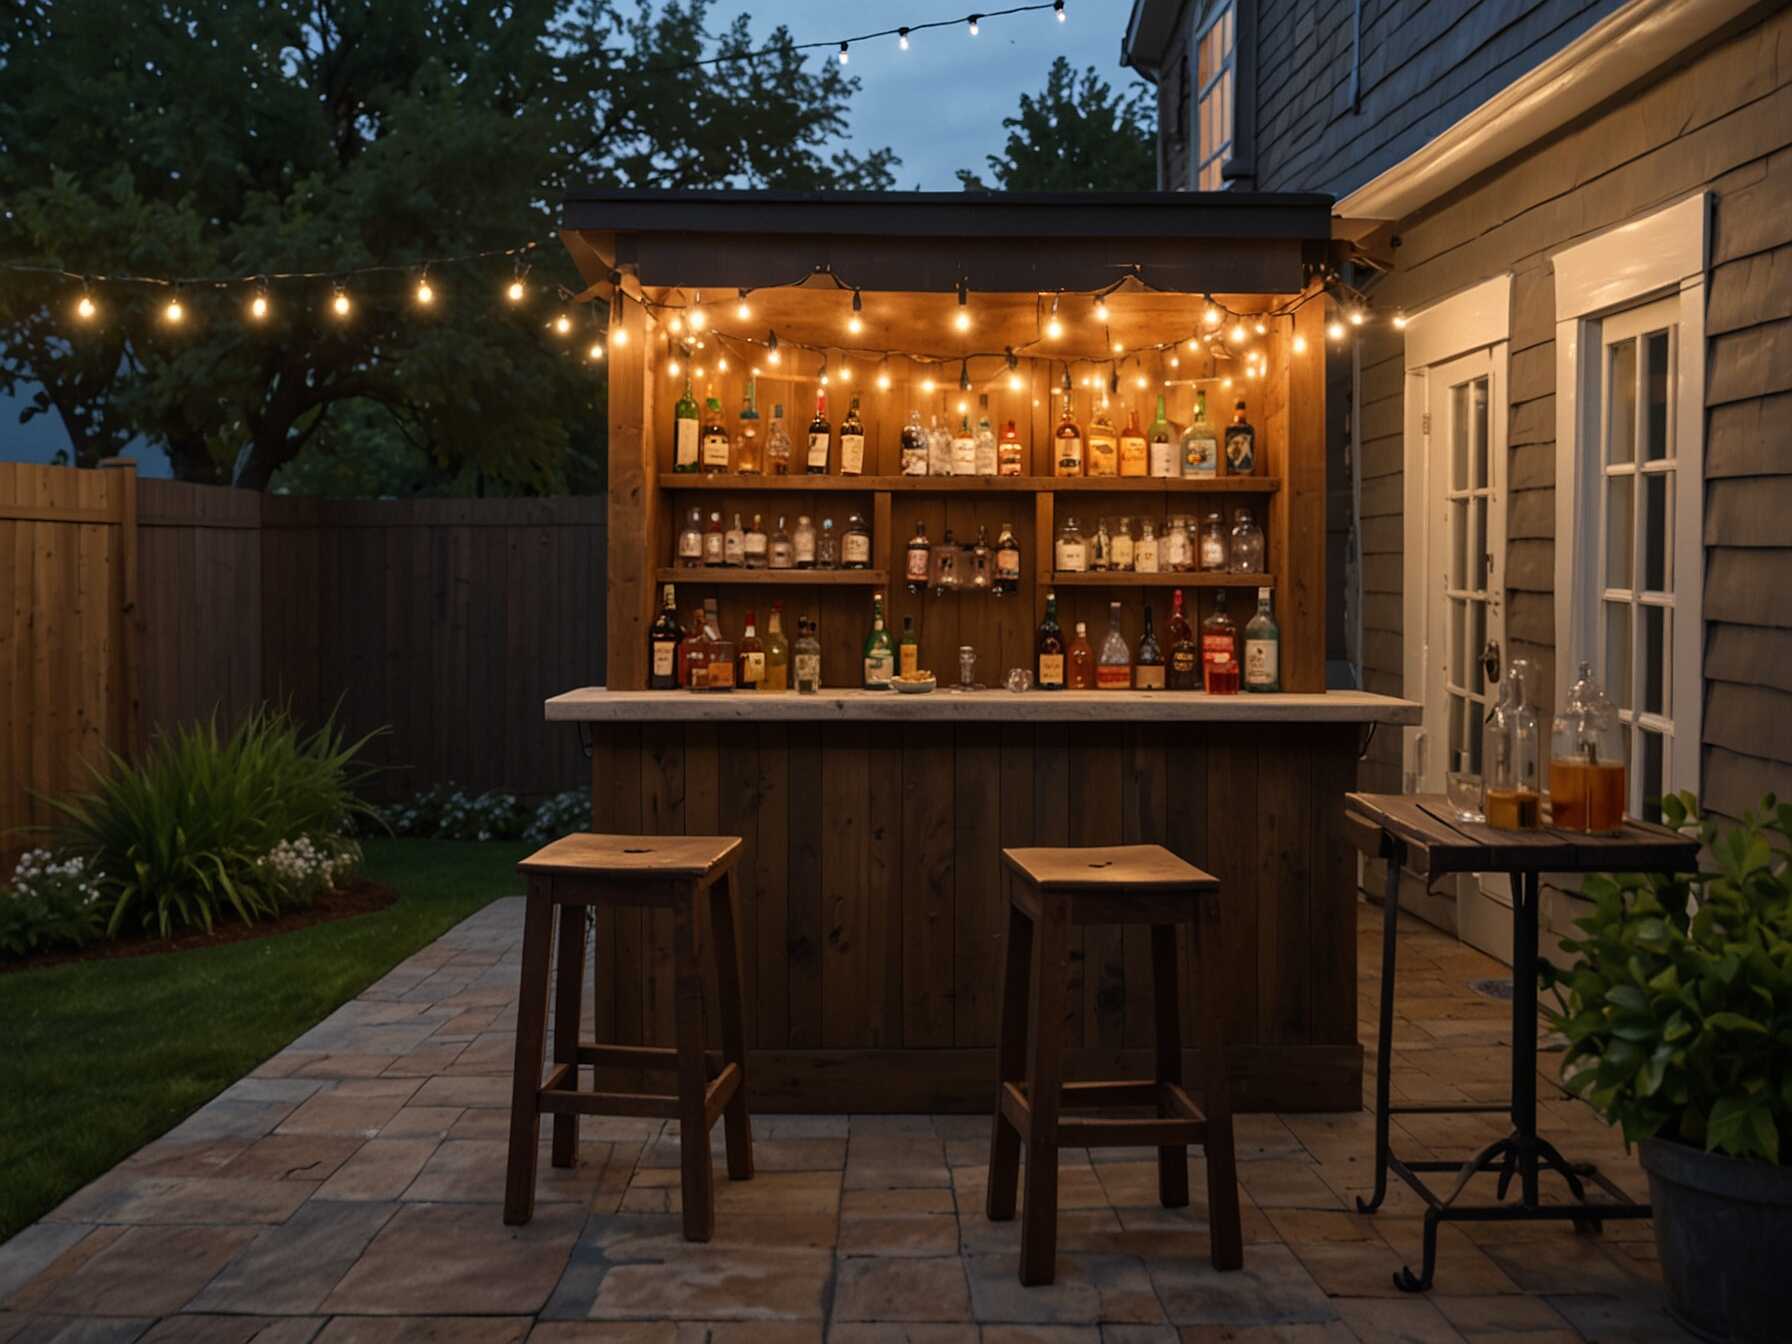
[987,844,1242,1285]
[504,833,753,1241]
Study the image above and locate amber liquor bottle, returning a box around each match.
[1036,591,1066,690]
[1166,588,1199,690]
[1066,621,1094,689]
[1201,590,1240,693]
[649,583,682,689]
[737,609,765,691]
[806,391,831,474]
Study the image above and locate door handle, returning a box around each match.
[1482,640,1502,685]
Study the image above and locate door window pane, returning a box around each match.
[1451,500,1468,589]
[1449,599,1466,687]
[1608,339,1636,464]
[1471,601,1487,698]
[1643,472,1670,593]
[1604,601,1632,709]
[1473,496,1489,591]
[1451,382,1470,490]
[1645,329,1671,461]
[1472,379,1489,489]
[1606,474,1634,589]
[1643,605,1667,717]
[1641,729,1664,823]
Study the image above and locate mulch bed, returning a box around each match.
[0,877,399,975]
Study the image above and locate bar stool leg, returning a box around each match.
[550,902,588,1169]
[986,887,1034,1222]
[1150,924,1190,1209]
[709,868,754,1182]
[673,887,716,1242]
[504,879,557,1225]
[1195,896,1243,1271]
[1019,891,1069,1286]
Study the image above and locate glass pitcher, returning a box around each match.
[1482,658,1540,830]
[1550,661,1626,834]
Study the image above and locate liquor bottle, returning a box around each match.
[1165,515,1193,571]
[1054,516,1087,574]
[1135,520,1160,573]
[816,517,839,568]
[702,597,735,691]
[898,615,920,678]
[674,376,700,473]
[766,402,792,475]
[737,608,765,690]
[1224,398,1256,476]
[763,602,790,691]
[743,513,768,569]
[1148,393,1175,477]
[974,396,998,476]
[681,604,710,689]
[1091,519,1111,572]
[736,380,762,474]
[723,512,745,567]
[702,510,725,567]
[840,395,866,476]
[676,507,704,568]
[806,391,831,474]
[905,521,931,595]
[1198,509,1227,572]
[768,515,795,570]
[1067,621,1095,689]
[793,515,817,569]
[951,414,977,477]
[1086,402,1119,476]
[794,618,822,693]
[969,526,993,593]
[1096,601,1133,689]
[1243,587,1280,692]
[700,385,731,472]
[649,583,682,689]
[1166,589,1200,690]
[1118,407,1148,477]
[843,512,872,569]
[863,593,895,689]
[1180,389,1217,478]
[993,521,1021,596]
[998,418,1024,476]
[1229,507,1266,573]
[931,526,960,597]
[900,410,929,475]
[1054,395,1084,477]
[1036,591,1066,690]
[927,413,953,476]
[1110,517,1134,572]
[1135,605,1165,690]
[1202,590,1240,694]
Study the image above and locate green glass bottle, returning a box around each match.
[862,592,895,689]
[673,376,700,473]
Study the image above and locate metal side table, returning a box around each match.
[1344,792,1699,1292]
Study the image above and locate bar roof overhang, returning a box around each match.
[560,188,1337,300]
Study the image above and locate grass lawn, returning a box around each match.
[0,837,527,1244]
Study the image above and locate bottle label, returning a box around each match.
[1225,427,1254,474]
[744,534,768,559]
[707,659,736,689]
[1038,653,1065,686]
[1055,539,1086,573]
[864,653,893,686]
[1135,540,1158,573]
[1097,664,1132,690]
[1150,440,1174,477]
[807,433,829,468]
[1169,648,1199,675]
[1119,436,1147,475]
[1056,435,1083,475]
[702,432,729,468]
[652,642,676,677]
[844,534,871,564]
[676,418,699,467]
[900,644,919,678]
[1184,432,1217,475]
[740,652,765,684]
[702,533,724,563]
[1245,639,1279,688]
[1202,633,1235,688]
[1200,535,1227,570]
[1135,663,1166,690]
[975,443,998,476]
[902,448,929,475]
[906,547,930,581]
[930,437,953,475]
[841,433,865,474]
[794,532,815,564]
[1111,534,1134,569]
[795,653,820,686]
[724,534,744,565]
[1166,532,1190,567]
[678,533,703,559]
[768,543,793,569]
[952,439,977,475]
[995,547,1021,580]
[999,449,1023,476]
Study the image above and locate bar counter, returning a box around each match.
[553,686,1417,1114]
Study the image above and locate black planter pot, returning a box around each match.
[1641,1136,1792,1343]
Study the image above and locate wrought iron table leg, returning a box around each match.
[1510,870,1542,1207]
[1357,844,1403,1215]
[1395,1209,1440,1293]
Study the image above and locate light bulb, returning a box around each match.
[507,279,525,303]
[898,28,910,50]
[693,365,705,379]
[1222,376,1233,389]
[736,299,751,321]
[921,377,936,393]
[667,359,681,377]
[415,278,434,306]
[767,348,781,366]
[1045,316,1063,339]
[1393,312,1408,330]
[76,294,96,320]
[1055,0,1066,19]
[587,341,605,361]
[1349,309,1365,327]
[847,315,863,335]
[1185,337,1200,353]
[611,326,629,347]
[1230,323,1247,344]
[687,307,706,332]
[332,289,351,317]
[1135,374,1148,389]
[249,292,269,320]
[163,296,184,324]
[1112,341,1124,354]
[1169,355,1180,368]
[1093,298,1110,322]
[1292,334,1308,354]
[1255,320,1267,335]
[1008,372,1023,391]
[554,313,572,335]
[1327,320,1345,341]
[968,15,980,36]
[954,309,971,332]
[877,369,892,390]
[840,364,852,383]
[1203,304,1220,328]
[668,314,683,335]
[957,399,968,414]
[716,357,729,373]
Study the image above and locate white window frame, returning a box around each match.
[1552,194,1707,807]
[1188,2,1234,191]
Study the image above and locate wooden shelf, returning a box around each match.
[654,567,889,586]
[659,474,1277,494]
[1048,572,1270,588]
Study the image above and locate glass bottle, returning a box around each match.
[1054,395,1084,477]
[1086,402,1119,476]
[703,510,725,567]
[762,603,790,691]
[1198,509,1228,572]
[1135,520,1160,574]
[951,414,977,477]
[793,515,817,569]
[1165,514,1192,571]
[863,592,895,688]
[974,395,998,476]
[839,395,866,476]
[931,526,961,597]
[676,507,704,568]
[681,603,710,690]
[1110,516,1134,572]
[1097,601,1133,689]
[1067,621,1095,689]
[1243,587,1280,693]
[743,513,768,569]
[702,597,735,691]
[674,375,700,473]
[1180,389,1217,477]
[969,525,993,593]
[649,583,682,689]
[1166,589,1199,690]
[898,615,920,679]
[700,385,731,472]
[793,618,822,693]
[1229,507,1266,574]
[815,517,839,568]
[901,410,930,476]
[998,418,1024,476]
[737,608,765,690]
[1202,591,1240,694]
[993,522,1022,596]
[1550,661,1626,834]
[1224,398,1256,475]
[843,512,872,569]
[806,390,831,474]
[1055,516,1087,574]
[1036,591,1066,690]
[1484,658,1540,828]
[766,402,792,475]
[1091,518,1111,572]
[1118,407,1148,477]
[1135,605,1165,690]
[735,379,762,474]
[905,521,931,595]
[767,515,795,570]
[723,512,745,567]
[1148,393,1176,478]
[928,413,953,476]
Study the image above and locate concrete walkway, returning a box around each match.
[0,896,1691,1342]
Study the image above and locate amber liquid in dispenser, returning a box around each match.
[1484,788,1541,831]
[1548,760,1626,833]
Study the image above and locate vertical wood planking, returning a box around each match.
[1121,724,1168,1048]
[755,723,791,1049]
[785,724,824,1047]
[640,723,687,1046]
[1308,728,1360,1045]
[1162,724,1212,1048]
[901,725,956,1047]
[953,723,1003,1047]
[716,724,763,1048]
[866,725,904,1047]
[1255,726,1314,1044]
[1031,723,1076,1047]
[821,725,873,1047]
[1070,724,1126,1052]
[1207,729,1261,1048]
[1282,298,1327,691]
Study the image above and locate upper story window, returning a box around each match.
[1192,3,1235,190]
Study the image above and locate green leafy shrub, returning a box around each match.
[386,784,526,842]
[0,850,108,958]
[1546,791,1792,1164]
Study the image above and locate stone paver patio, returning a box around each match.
[0,895,1693,1342]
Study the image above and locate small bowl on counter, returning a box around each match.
[891,672,937,694]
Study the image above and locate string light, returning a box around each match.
[767,330,781,365]
[716,356,729,373]
[736,289,751,321]
[668,357,681,377]
[959,360,971,392]
[838,41,849,64]
[668,314,684,335]
[1112,340,1124,354]
[1185,338,1200,353]
[848,289,863,335]
[1055,0,1066,18]
[687,302,707,332]
[1006,347,1022,391]
[414,272,435,306]
[968,14,981,36]
[554,312,572,335]
[1169,354,1181,368]
[839,361,853,383]
[1093,296,1110,323]
[587,340,605,362]
[1255,320,1266,335]
[1135,373,1148,389]
[1327,319,1345,341]
[1045,294,1063,340]
[693,364,706,378]
[248,287,269,321]
[1230,322,1247,344]
[1222,376,1233,389]
[898,27,910,49]
[876,362,893,391]
[1203,300,1220,328]
[507,277,526,303]
[331,287,351,318]
[162,292,185,325]
[954,277,971,332]
[1292,334,1308,354]
[1393,311,1408,330]
[921,376,936,393]
[1349,309,1364,327]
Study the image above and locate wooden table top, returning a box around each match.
[1343,792,1700,878]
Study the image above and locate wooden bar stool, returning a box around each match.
[986,844,1242,1285]
[504,833,753,1241]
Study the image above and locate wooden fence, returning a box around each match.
[2,461,606,865]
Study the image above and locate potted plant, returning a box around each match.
[1546,792,1791,1343]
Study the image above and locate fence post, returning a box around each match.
[96,458,143,758]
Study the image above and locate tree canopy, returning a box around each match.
[958,56,1156,193]
[0,1,897,492]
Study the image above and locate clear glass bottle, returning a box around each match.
[1165,514,1192,572]
[674,376,700,473]
[792,514,817,568]
[723,512,745,567]
[743,513,768,569]
[1086,402,1119,476]
[1148,394,1176,478]
[1067,621,1095,689]
[901,410,930,476]
[702,510,725,567]
[1135,520,1160,574]
[793,617,822,693]
[1096,601,1132,690]
[815,517,839,568]
[969,525,993,592]
[765,402,792,475]
[1550,661,1626,834]
[951,414,977,477]
[1110,516,1134,572]
[928,413,953,476]
[676,507,704,568]
[1197,509,1228,572]
[993,521,1022,596]
[682,601,710,690]
[974,395,998,476]
[1484,657,1540,829]
[843,512,872,570]
[1243,587,1280,693]
[1055,516,1088,574]
[863,592,895,688]
[1181,389,1217,477]
[1091,518,1111,572]
[767,515,795,570]
[998,418,1024,476]
[1229,507,1265,574]
[762,603,789,691]
[931,527,961,597]
[1118,407,1148,477]
[905,520,931,595]
[735,380,762,474]
[702,597,735,692]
